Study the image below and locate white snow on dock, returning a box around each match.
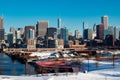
[0,59,120,80]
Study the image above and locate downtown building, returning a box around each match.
[114,26,120,40]
[0,17,4,42]
[101,16,108,30]
[60,27,68,46]
[83,29,92,40]
[57,18,62,39]
[46,27,58,48]
[83,22,88,39]
[17,28,24,39]
[46,27,57,39]
[24,26,36,49]
[74,30,80,39]
[10,27,16,43]
[36,20,48,38]
[7,32,13,47]
[96,24,104,40]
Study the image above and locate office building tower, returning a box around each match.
[93,23,97,32]
[83,29,87,40]
[83,22,88,30]
[18,28,23,34]
[92,24,97,39]
[36,20,48,38]
[114,26,120,40]
[0,17,3,29]
[46,27,57,39]
[10,27,16,43]
[25,26,36,49]
[27,29,35,39]
[7,32,13,46]
[0,17,4,41]
[17,30,21,39]
[0,29,4,41]
[88,29,92,40]
[4,34,7,41]
[104,30,112,39]
[57,18,62,38]
[96,24,104,39]
[83,22,88,38]
[101,16,108,30]
[16,28,24,39]
[60,27,68,45]
[57,39,64,49]
[83,29,92,40]
[25,26,35,42]
[108,26,114,35]
[75,30,80,39]
[58,18,61,28]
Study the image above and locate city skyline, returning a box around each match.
[0,0,120,33]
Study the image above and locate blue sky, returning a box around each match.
[0,0,120,35]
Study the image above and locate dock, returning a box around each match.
[1,48,98,63]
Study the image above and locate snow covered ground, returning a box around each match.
[0,59,120,80]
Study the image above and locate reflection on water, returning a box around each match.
[0,52,35,76]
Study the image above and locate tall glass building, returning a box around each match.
[104,30,112,39]
[27,29,35,39]
[114,26,120,40]
[60,27,68,45]
[83,29,92,40]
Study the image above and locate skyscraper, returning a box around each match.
[17,28,24,39]
[57,18,62,37]
[83,22,88,39]
[83,22,88,30]
[0,17,4,41]
[27,29,35,39]
[36,20,48,38]
[101,16,108,30]
[114,26,120,40]
[93,23,97,32]
[18,28,23,34]
[46,27,57,39]
[58,18,61,28]
[108,26,114,35]
[25,26,36,49]
[96,24,104,39]
[83,29,92,40]
[75,30,80,39]
[60,27,68,45]
[7,32,13,46]
[24,26,35,42]
[92,23,97,39]
[0,17,3,29]
[10,27,16,43]
[0,29,4,41]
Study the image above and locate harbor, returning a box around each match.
[0,48,120,76]
[0,52,35,76]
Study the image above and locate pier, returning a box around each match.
[1,48,120,75]
[1,48,97,63]
[2,48,120,63]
